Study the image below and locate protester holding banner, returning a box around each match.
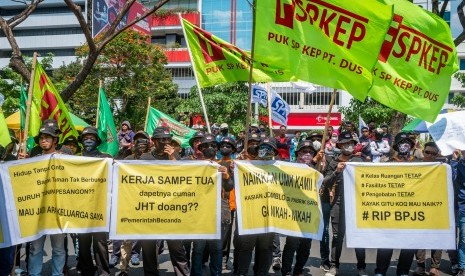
[216,123,235,159]
[217,137,237,269]
[235,137,278,275]
[375,132,418,276]
[413,142,457,276]
[76,126,111,276]
[281,140,321,276]
[451,148,465,276]
[113,131,150,275]
[139,126,189,276]
[19,121,67,276]
[191,134,234,276]
[62,136,81,156]
[321,132,367,276]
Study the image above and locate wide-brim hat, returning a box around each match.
[393,132,414,151]
[336,131,357,147]
[189,131,205,147]
[295,140,316,154]
[220,137,237,153]
[34,125,59,144]
[80,126,102,146]
[259,137,278,153]
[152,127,172,139]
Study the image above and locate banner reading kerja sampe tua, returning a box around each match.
[343,163,455,249]
[111,160,221,240]
[234,160,323,239]
[1,155,111,245]
[254,0,394,101]
[368,0,458,122]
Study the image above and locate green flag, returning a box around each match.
[20,84,27,130]
[254,0,394,101]
[97,87,119,157]
[145,107,196,149]
[368,0,458,122]
[0,109,12,147]
[182,18,292,88]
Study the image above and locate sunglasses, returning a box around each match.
[202,142,218,149]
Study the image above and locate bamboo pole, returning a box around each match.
[244,0,257,152]
[266,83,273,137]
[96,80,102,128]
[20,52,38,154]
[144,97,152,132]
[318,88,337,170]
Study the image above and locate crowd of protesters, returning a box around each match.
[0,117,464,276]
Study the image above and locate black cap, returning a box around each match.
[336,132,357,145]
[42,119,62,134]
[220,137,237,153]
[189,131,205,147]
[307,132,323,140]
[259,137,277,152]
[34,120,60,143]
[248,133,262,143]
[152,127,172,139]
[295,140,316,153]
[80,126,102,145]
[199,133,218,148]
[134,131,150,141]
[393,132,414,151]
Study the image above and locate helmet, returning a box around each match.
[80,126,102,145]
[152,127,172,140]
[220,137,237,153]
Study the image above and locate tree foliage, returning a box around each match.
[339,97,397,126]
[176,83,266,134]
[0,0,170,102]
[451,94,465,108]
[0,54,53,116]
[53,30,179,130]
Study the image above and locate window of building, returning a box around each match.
[0,28,83,38]
[460,59,465,70]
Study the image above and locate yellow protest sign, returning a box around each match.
[111,160,221,239]
[1,155,111,244]
[234,160,323,239]
[344,163,455,249]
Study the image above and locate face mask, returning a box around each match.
[247,145,259,156]
[155,140,170,154]
[221,129,228,135]
[135,142,149,155]
[341,144,354,155]
[297,153,314,165]
[220,147,232,156]
[202,148,217,159]
[83,139,98,152]
[398,142,411,155]
[258,145,274,160]
[312,141,322,151]
[331,137,338,143]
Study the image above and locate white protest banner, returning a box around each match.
[427,110,465,156]
[110,160,221,240]
[234,160,323,239]
[344,162,455,249]
[0,154,112,245]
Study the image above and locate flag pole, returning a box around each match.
[318,88,337,170]
[266,83,273,137]
[244,0,256,152]
[21,52,38,154]
[179,14,211,133]
[144,97,151,132]
[96,80,102,128]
